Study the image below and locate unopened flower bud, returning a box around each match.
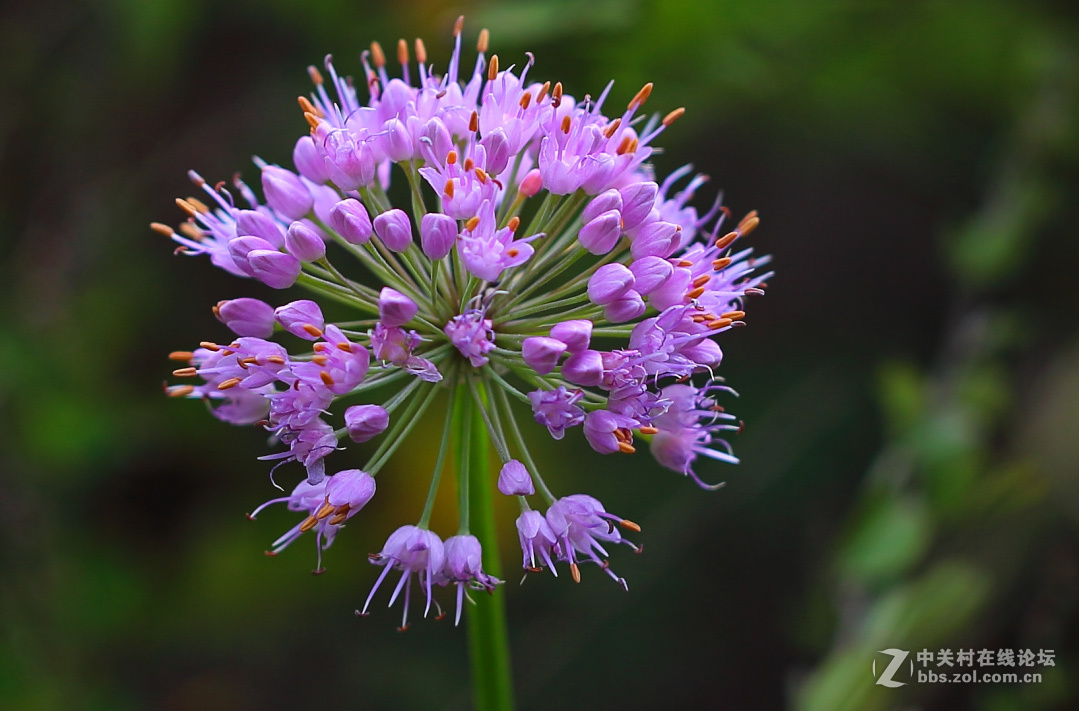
[329,199,372,244]
[236,209,285,248]
[373,209,413,252]
[228,235,276,277]
[216,297,275,338]
[480,129,511,175]
[550,320,592,353]
[629,255,673,294]
[522,336,567,375]
[420,118,453,166]
[582,189,623,223]
[345,405,390,442]
[578,209,622,255]
[603,290,646,323]
[285,220,326,261]
[587,263,635,305]
[518,168,543,197]
[562,349,604,387]
[630,220,680,259]
[381,118,414,163]
[378,287,418,327]
[420,212,457,259]
[261,166,313,221]
[618,181,658,230]
[274,300,325,340]
[293,135,330,184]
[498,460,535,496]
[248,249,302,289]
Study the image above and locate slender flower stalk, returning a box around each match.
[157,15,771,711]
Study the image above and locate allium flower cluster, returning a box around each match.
[158,18,771,627]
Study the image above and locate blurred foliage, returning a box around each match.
[2,0,1078,710]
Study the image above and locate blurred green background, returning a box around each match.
[2,0,1078,709]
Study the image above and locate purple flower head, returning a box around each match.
[160,19,771,624]
[362,525,446,630]
[528,386,586,440]
[445,309,495,367]
[215,298,275,338]
[437,535,501,625]
[498,460,535,496]
[344,404,390,442]
[274,300,325,340]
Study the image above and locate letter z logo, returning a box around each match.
[873,648,912,688]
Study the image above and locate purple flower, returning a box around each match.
[285,220,326,262]
[261,165,313,221]
[215,298,275,338]
[528,386,585,440]
[545,494,639,587]
[345,404,390,442]
[516,510,559,574]
[362,525,446,630]
[329,199,373,245]
[378,287,418,328]
[420,212,457,260]
[497,460,535,496]
[437,535,501,625]
[521,336,566,375]
[457,200,536,282]
[445,309,495,367]
[373,209,413,252]
[274,300,325,340]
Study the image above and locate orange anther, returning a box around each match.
[414,38,427,64]
[172,367,197,377]
[570,562,581,583]
[312,355,328,366]
[150,222,174,236]
[465,216,480,231]
[444,180,455,199]
[397,38,409,65]
[620,519,642,532]
[628,82,653,110]
[474,167,487,183]
[662,107,685,126]
[307,66,324,85]
[519,92,532,110]
[602,118,622,138]
[638,426,658,435]
[447,150,457,165]
[336,342,353,353]
[167,385,195,398]
[217,377,242,390]
[714,231,738,250]
[507,216,520,232]
[298,515,319,533]
[711,257,732,270]
[319,371,335,387]
[692,274,711,288]
[168,351,194,361]
[738,215,760,236]
[477,28,489,53]
[302,324,323,338]
[686,286,706,300]
[721,310,745,320]
[561,115,571,134]
[453,15,464,37]
[707,318,733,330]
[617,441,636,454]
[370,41,385,67]
[469,111,479,133]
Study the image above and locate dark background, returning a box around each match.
[2,1,1078,709]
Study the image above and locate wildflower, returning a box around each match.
[159,17,771,625]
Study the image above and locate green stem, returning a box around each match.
[456,383,515,711]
